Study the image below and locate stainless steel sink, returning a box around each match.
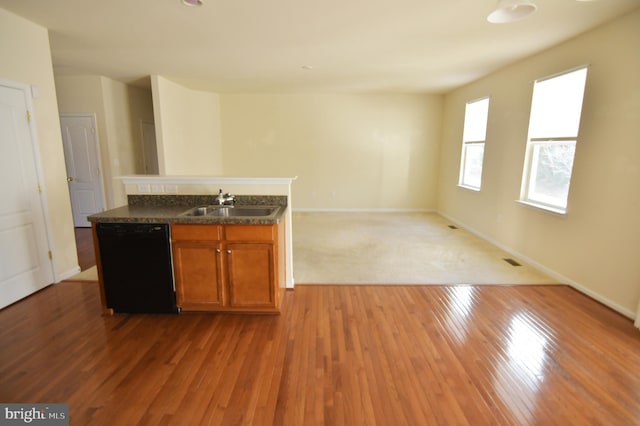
[186,206,215,216]
[213,207,276,217]
[180,205,278,217]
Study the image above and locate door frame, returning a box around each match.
[0,78,56,283]
[60,113,106,225]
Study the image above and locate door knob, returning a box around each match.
[67,176,74,182]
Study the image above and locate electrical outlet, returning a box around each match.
[137,184,151,193]
[151,184,164,193]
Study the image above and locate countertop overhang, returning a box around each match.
[88,195,287,225]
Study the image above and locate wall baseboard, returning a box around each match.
[56,266,81,283]
[293,208,435,213]
[438,211,636,320]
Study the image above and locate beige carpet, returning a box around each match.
[66,266,98,282]
[292,212,557,285]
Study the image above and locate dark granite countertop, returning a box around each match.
[88,195,287,225]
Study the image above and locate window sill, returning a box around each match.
[458,184,480,192]
[516,200,567,216]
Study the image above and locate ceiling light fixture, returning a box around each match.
[487,0,537,24]
[181,0,203,7]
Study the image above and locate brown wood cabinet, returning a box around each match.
[171,223,282,313]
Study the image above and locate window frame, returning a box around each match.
[519,66,588,214]
[458,96,490,191]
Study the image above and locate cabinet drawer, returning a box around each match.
[172,224,222,241]
[225,224,275,241]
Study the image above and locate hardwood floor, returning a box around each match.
[74,227,96,271]
[1,282,638,425]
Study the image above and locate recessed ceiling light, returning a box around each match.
[302,65,314,70]
[181,0,203,7]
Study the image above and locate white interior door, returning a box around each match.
[60,114,105,227]
[140,120,159,174]
[0,82,54,309]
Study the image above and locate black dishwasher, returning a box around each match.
[96,223,178,314]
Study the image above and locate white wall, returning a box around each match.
[437,10,640,317]
[151,76,223,176]
[0,8,78,279]
[101,78,154,205]
[221,93,442,210]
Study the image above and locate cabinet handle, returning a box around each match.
[216,248,221,253]
[227,249,232,254]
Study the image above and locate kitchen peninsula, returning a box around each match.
[88,175,296,316]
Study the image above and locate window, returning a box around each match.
[520,67,588,213]
[459,97,490,190]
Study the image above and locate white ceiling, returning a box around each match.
[1,0,638,93]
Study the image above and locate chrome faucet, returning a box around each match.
[215,188,236,206]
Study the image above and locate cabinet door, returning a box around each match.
[226,243,275,308]
[173,241,225,310]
